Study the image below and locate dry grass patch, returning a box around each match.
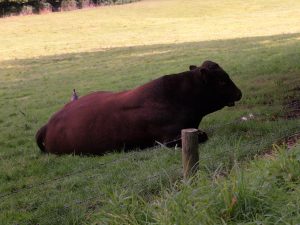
[1,0,300,61]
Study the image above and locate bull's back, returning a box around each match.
[44,90,153,154]
[44,91,112,153]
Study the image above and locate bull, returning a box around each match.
[36,60,242,155]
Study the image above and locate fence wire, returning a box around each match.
[0,156,131,199]
[0,113,299,207]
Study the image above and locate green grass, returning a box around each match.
[148,145,300,225]
[0,0,300,224]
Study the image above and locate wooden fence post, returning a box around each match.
[181,128,199,180]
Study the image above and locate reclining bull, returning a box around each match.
[36,60,242,155]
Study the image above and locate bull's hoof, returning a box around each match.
[197,130,208,143]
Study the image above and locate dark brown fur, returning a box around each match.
[36,61,242,155]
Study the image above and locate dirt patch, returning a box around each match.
[262,84,300,159]
[263,132,300,159]
[283,86,300,119]
[277,132,300,149]
[284,99,300,119]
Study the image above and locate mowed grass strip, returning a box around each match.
[0,0,300,224]
[0,0,300,61]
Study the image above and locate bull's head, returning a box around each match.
[190,61,242,113]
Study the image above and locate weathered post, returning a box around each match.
[181,128,199,180]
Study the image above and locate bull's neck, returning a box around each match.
[161,71,204,111]
[162,72,223,117]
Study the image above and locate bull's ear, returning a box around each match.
[189,65,197,70]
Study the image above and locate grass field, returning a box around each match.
[0,0,300,224]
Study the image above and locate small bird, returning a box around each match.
[71,89,79,101]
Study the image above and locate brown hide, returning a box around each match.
[36,61,242,155]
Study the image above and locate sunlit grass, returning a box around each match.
[0,0,300,61]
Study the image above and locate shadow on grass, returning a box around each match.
[0,33,300,225]
[0,32,300,156]
[1,32,300,83]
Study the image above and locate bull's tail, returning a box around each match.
[35,125,47,152]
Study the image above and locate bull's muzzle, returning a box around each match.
[227,89,242,107]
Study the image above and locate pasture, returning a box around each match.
[0,0,300,224]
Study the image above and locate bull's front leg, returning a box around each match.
[197,129,208,143]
